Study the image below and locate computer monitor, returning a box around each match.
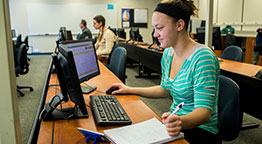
[200,20,206,27]
[149,29,161,49]
[42,45,88,121]
[11,29,16,38]
[117,28,126,39]
[189,19,206,34]
[129,28,143,42]
[65,30,73,40]
[196,26,222,50]
[109,27,117,36]
[61,39,100,82]
[58,27,73,41]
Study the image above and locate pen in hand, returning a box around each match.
[167,102,185,119]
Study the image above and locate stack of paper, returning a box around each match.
[104,118,184,144]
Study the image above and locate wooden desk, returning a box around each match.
[219,59,262,119]
[118,41,163,77]
[220,59,261,76]
[37,62,188,144]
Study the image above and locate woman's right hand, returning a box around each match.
[107,83,132,95]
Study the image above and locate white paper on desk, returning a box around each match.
[104,118,184,144]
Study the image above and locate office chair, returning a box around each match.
[15,43,33,96]
[23,36,29,47]
[13,35,22,67]
[15,34,22,48]
[106,47,127,83]
[217,75,242,141]
[225,34,236,48]
[23,35,31,61]
[107,41,117,64]
[221,45,243,62]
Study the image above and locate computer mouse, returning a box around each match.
[106,87,119,94]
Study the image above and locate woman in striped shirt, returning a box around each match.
[108,0,220,143]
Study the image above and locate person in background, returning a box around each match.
[252,28,262,64]
[107,0,221,143]
[93,15,117,64]
[76,19,92,40]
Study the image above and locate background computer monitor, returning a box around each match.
[117,28,126,39]
[58,27,73,41]
[108,27,117,36]
[129,28,143,42]
[42,45,88,121]
[189,19,206,34]
[11,29,16,38]
[65,30,73,40]
[200,20,206,27]
[58,27,66,41]
[61,39,100,83]
[196,26,222,50]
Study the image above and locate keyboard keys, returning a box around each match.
[90,95,132,126]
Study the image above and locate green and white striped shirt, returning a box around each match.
[160,45,220,134]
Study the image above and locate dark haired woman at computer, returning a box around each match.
[93,15,117,64]
[107,0,220,143]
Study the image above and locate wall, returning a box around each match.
[9,0,160,53]
[197,0,262,34]
[10,0,262,53]
[0,0,22,143]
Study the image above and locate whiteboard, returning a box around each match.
[26,3,117,34]
[217,0,242,24]
[243,0,262,24]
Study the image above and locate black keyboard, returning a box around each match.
[90,95,132,126]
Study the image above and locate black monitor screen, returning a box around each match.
[129,28,136,41]
[129,28,143,42]
[61,39,100,83]
[11,29,16,38]
[66,30,73,40]
[201,20,206,27]
[118,28,126,39]
[58,27,73,41]
[52,53,69,102]
[152,29,160,46]
[196,26,222,50]
[109,28,117,35]
[57,45,88,115]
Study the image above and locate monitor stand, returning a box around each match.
[81,85,97,94]
[42,93,88,121]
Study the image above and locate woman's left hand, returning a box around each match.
[162,112,182,136]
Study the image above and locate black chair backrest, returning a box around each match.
[221,45,243,62]
[107,47,126,83]
[24,36,29,47]
[16,43,29,75]
[218,75,242,141]
[107,41,117,64]
[225,34,236,47]
[16,34,22,48]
